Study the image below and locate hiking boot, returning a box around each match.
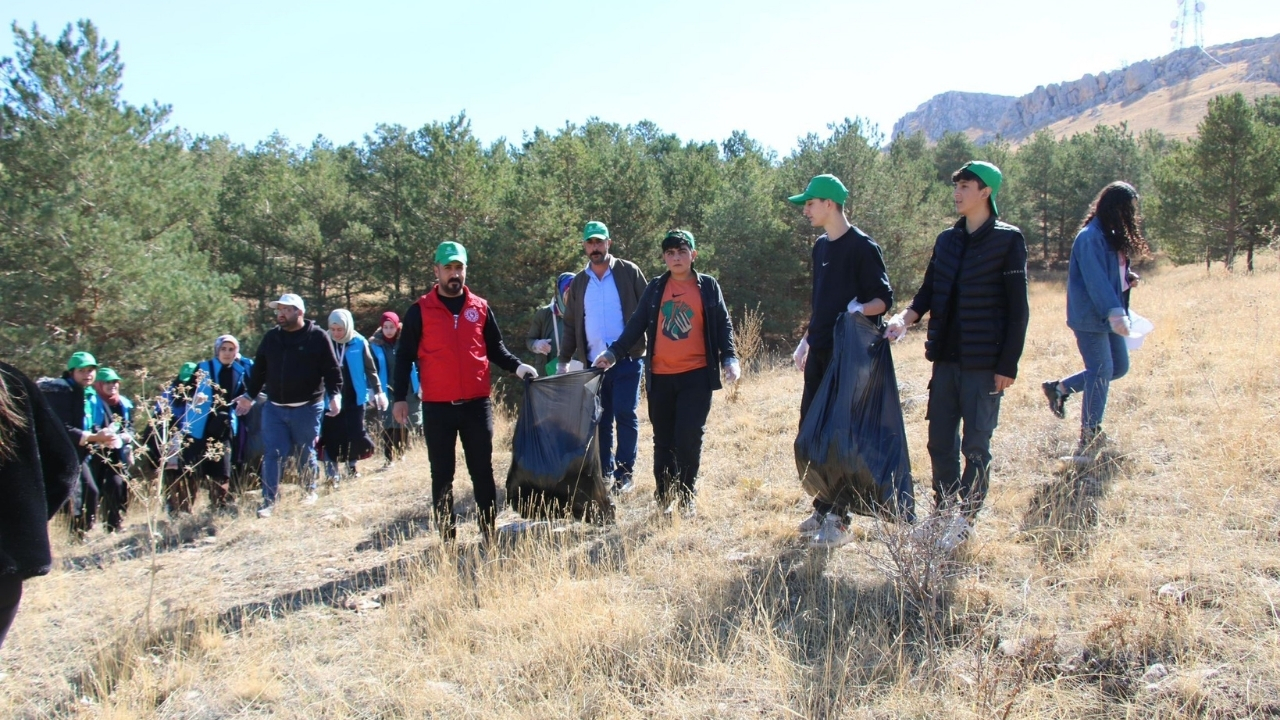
[810,514,853,549]
[936,513,972,552]
[798,509,826,536]
[1042,381,1069,419]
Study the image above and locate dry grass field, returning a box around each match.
[2,259,1279,719]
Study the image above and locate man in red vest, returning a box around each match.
[392,242,537,542]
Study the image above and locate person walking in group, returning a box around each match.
[39,351,113,536]
[558,221,647,494]
[0,361,79,648]
[369,311,420,468]
[526,272,574,376]
[885,161,1030,549]
[1041,181,1149,458]
[786,174,894,548]
[173,336,253,513]
[593,230,739,517]
[321,309,384,483]
[90,367,135,532]
[392,242,536,542]
[235,294,342,518]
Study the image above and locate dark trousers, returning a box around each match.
[382,426,411,463]
[926,361,1003,517]
[91,457,129,530]
[69,459,99,533]
[799,347,842,516]
[648,367,714,502]
[422,398,497,539]
[0,574,21,649]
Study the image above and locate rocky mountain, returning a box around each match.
[892,34,1280,144]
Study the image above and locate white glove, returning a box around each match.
[532,340,552,355]
[793,337,809,372]
[884,312,908,341]
[234,396,253,416]
[555,362,569,375]
[516,363,538,380]
[593,352,616,370]
[846,299,865,315]
[723,359,741,385]
[1109,313,1131,337]
[327,394,342,417]
[374,392,388,411]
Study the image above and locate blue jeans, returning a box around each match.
[1061,330,1129,430]
[598,357,641,482]
[260,400,325,505]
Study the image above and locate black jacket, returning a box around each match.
[39,373,91,460]
[907,216,1030,378]
[1,362,79,579]
[244,320,343,405]
[607,272,737,391]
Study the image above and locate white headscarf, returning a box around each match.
[327,309,362,345]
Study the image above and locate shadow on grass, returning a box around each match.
[1021,449,1126,562]
[60,513,223,571]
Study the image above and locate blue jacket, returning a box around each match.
[334,336,378,406]
[1066,218,1127,333]
[186,357,253,440]
[370,338,419,398]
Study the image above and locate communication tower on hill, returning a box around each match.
[1170,0,1205,49]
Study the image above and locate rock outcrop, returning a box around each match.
[892,34,1280,144]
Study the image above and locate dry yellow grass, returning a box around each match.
[2,259,1279,718]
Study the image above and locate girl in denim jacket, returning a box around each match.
[1042,182,1149,457]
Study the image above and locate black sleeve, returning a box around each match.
[856,240,894,315]
[558,275,582,364]
[20,372,78,518]
[996,233,1030,379]
[609,281,656,359]
[393,304,422,402]
[483,311,523,374]
[908,245,940,320]
[711,278,737,361]
[317,329,343,398]
[244,336,268,399]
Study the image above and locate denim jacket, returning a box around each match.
[1066,218,1126,333]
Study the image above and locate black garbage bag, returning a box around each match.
[506,369,615,523]
[794,312,915,522]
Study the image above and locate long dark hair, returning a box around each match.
[0,368,30,461]
[1080,181,1150,258]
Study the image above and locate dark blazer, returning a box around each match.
[607,271,737,391]
[1,362,79,579]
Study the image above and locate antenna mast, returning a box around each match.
[1170,0,1205,49]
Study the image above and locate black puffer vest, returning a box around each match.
[923,217,1023,371]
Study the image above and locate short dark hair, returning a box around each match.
[950,168,996,215]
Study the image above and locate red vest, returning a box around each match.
[416,287,492,402]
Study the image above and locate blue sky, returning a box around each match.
[4,1,1279,154]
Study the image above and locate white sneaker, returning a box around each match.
[257,504,273,519]
[798,509,825,536]
[936,514,972,552]
[302,491,318,506]
[810,514,853,548]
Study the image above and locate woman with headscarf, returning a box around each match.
[369,311,421,468]
[321,309,384,483]
[171,335,254,513]
[526,272,575,376]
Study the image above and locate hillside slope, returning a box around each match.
[893,34,1280,143]
[1,263,1279,718]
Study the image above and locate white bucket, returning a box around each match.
[1125,312,1154,350]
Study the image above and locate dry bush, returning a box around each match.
[2,260,1279,718]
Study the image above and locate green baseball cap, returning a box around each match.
[958,161,1003,216]
[66,351,98,371]
[434,241,468,266]
[788,174,849,205]
[583,221,610,241]
[178,362,198,383]
[661,229,696,251]
[95,367,121,383]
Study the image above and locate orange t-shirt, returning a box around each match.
[652,277,707,375]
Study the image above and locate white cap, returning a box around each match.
[268,293,306,313]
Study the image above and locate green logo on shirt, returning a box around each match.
[661,300,694,341]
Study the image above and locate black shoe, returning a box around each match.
[1042,381,1069,419]
[612,475,635,494]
